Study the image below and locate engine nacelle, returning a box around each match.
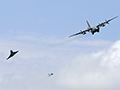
[102,24,105,27]
[83,31,86,35]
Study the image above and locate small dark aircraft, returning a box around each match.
[48,73,53,77]
[6,50,19,60]
[69,16,118,37]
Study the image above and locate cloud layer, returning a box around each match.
[57,40,120,90]
[0,37,119,90]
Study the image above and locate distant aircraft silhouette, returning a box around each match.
[6,50,19,60]
[48,73,53,77]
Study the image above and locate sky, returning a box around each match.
[0,0,120,90]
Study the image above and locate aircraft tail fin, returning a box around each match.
[10,50,13,53]
[86,20,91,29]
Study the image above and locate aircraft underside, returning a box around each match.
[91,28,100,35]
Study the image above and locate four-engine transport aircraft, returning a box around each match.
[69,16,118,37]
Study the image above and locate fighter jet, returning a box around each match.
[6,50,19,60]
[48,73,53,77]
[69,16,118,37]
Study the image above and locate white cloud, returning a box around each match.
[56,40,120,90]
[0,37,119,90]
[101,40,120,68]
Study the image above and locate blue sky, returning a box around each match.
[0,0,120,90]
[0,0,119,40]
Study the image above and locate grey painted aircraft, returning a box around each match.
[6,50,19,60]
[48,73,53,77]
[69,16,118,37]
